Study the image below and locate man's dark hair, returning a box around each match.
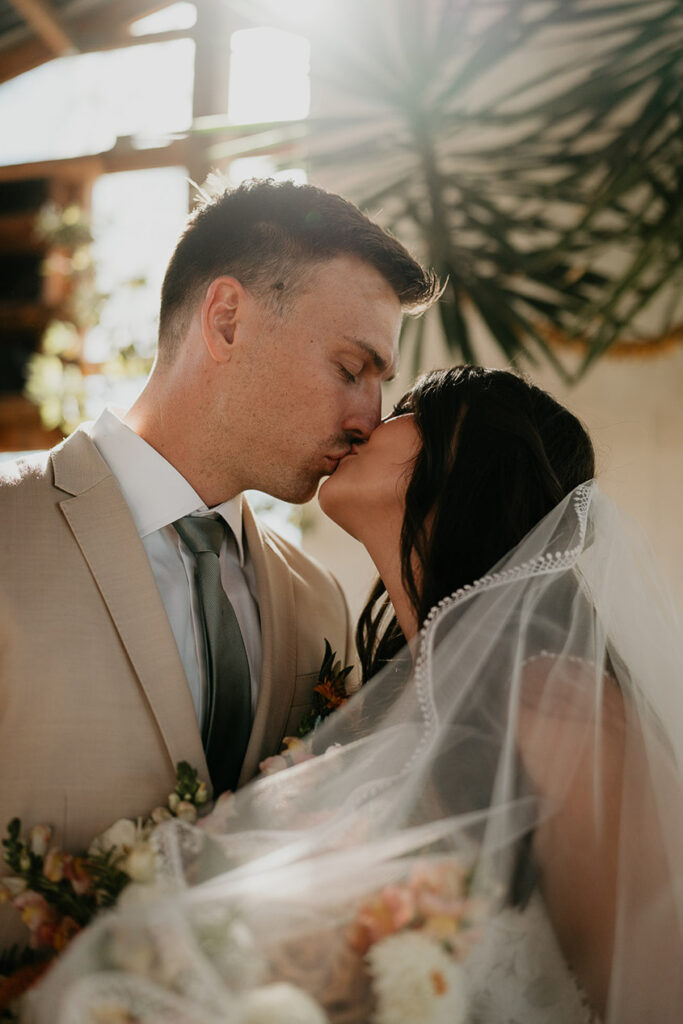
[158,178,439,361]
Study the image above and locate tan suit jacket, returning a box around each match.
[0,429,356,859]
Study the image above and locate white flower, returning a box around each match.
[241,983,329,1024]
[367,932,467,1024]
[107,925,156,975]
[175,800,197,823]
[195,913,266,990]
[123,842,157,883]
[116,880,169,909]
[0,875,26,901]
[28,824,52,857]
[167,792,181,813]
[89,818,138,858]
[149,805,173,825]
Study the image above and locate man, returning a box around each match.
[0,179,436,861]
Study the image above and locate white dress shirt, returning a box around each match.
[89,408,262,730]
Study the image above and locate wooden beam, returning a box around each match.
[66,1,168,44]
[0,136,199,184]
[0,154,105,184]
[0,1,165,84]
[0,36,51,85]
[76,26,188,53]
[6,0,77,56]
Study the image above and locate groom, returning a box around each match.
[0,179,435,858]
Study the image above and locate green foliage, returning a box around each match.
[175,760,203,802]
[223,0,683,379]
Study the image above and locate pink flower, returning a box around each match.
[409,861,467,900]
[259,753,288,775]
[43,848,72,883]
[64,856,92,895]
[348,885,417,955]
[13,891,59,949]
[405,861,475,933]
[260,739,315,776]
[380,885,417,930]
[416,892,466,922]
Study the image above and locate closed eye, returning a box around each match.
[339,365,358,384]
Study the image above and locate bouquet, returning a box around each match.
[1,639,490,1023]
[0,762,209,1014]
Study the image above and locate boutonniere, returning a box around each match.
[259,640,354,776]
[297,638,354,738]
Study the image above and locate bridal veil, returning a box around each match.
[26,483,683,1023]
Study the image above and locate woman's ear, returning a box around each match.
[200,277,244,363]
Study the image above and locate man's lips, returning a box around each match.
[323,448,356,471]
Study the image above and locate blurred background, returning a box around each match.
[0,0,681,617]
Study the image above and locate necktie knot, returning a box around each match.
[173,515,226,557]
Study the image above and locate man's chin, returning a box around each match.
[263,475,322,506]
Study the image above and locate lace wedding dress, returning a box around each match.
[466,895,598,1024]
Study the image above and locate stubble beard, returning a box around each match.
[255,437,350,505]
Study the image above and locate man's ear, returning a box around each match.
[201,277,245,363]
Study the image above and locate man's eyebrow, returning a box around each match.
[343,336,396,380]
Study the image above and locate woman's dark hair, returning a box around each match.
[357,365,596,682]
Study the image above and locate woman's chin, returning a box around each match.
[317,474,340,518]
[317,478,357,537]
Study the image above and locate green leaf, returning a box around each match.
[229,0,683,374]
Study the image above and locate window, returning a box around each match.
[0,41,195,166]
[228,27,310,124]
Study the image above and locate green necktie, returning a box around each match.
[173,515,252,795]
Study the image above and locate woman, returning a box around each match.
[30,368,683,1024]
[317,367,682,1020]
[319,365,596,680]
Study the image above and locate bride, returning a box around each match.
[28,367,683,1023]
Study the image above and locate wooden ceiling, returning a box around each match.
[0,0,180,84]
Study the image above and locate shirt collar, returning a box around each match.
[88,407,245,563]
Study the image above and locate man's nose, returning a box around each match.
[343,386,382,441]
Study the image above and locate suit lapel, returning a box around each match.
[52,432,208,784]
[239,501,296,783]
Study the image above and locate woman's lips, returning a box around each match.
[323,450,356,473]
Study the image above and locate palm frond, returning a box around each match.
[223,0,683,378]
